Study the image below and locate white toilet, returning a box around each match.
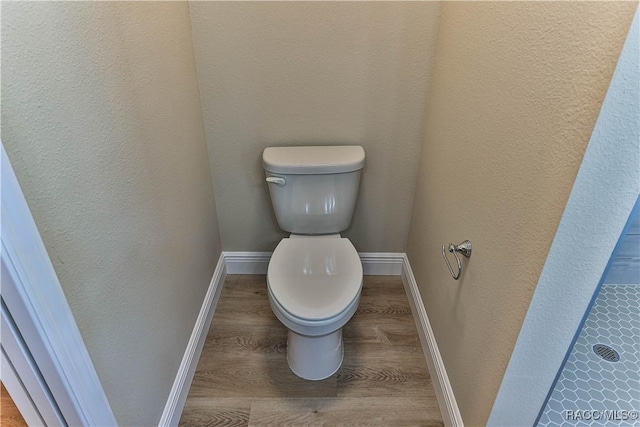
[263,145,365,380]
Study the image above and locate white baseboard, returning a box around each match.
[401,254,464,427]
[359,252,404,275]
[158,254,227,427]
[223,251,404,276]
[224,251,271,274]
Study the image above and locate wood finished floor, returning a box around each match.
[180,275,443,426]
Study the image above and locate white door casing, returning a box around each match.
[1,141,117,426]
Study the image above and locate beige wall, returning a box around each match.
[3,2,636,425]
[407,2,637,425]
[1,2,221,425]
[189,1,441,252]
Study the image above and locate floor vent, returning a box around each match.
[592,344,620,362]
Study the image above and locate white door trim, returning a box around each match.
[1,347,45,426]
[1,142,117,426]
[1,333,50,426]
[488,9,640,426]
[1,301,63,426]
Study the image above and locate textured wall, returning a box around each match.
[189,1,441,252]
[406,2,637,426]
[1,2,221,425]
[491,13,640,422]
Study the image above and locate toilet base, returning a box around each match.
[286,329,343,380]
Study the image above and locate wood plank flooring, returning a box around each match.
[180,275,443,426]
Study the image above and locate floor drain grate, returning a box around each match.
[593,344,620,362]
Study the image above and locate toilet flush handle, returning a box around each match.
[266,176,286,187]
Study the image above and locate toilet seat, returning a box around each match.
[267,286,361,334]
[267,236,363,322]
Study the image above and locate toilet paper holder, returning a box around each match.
[441,240,472,280]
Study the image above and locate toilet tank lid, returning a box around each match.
[263,146,365,175]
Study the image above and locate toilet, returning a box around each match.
[263,145,365,380]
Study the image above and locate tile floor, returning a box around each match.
[538,285,640,427]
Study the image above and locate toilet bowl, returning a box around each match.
[263,145,365,380]
[267,235,363,380]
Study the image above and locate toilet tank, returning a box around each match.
[263,146,365,235]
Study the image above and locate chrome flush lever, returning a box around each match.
[266,176,286,187]
[441,240,472,280]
